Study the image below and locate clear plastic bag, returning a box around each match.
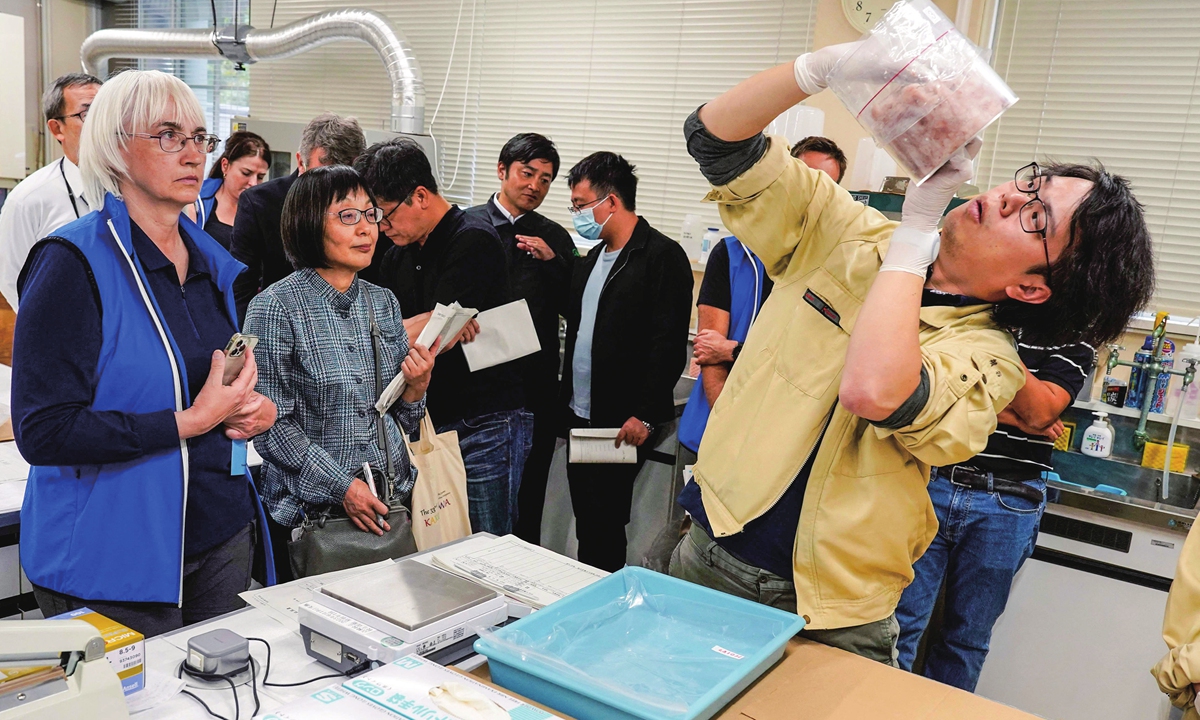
[475,570,792,718]
[827,0,1017,184]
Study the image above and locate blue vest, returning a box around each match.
[678,237,767,454]
[20,193,274,603]
[194,177,222,227]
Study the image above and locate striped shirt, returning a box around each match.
[245,269,426,527]
[950,338,1094,481]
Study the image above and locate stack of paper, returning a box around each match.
[376,303,478,414]
[430,534,607,609]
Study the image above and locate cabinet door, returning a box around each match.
[976,557,1172,720]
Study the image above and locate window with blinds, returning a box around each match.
[247,0,817,236]
[979,0,1200,316]
[101,0,251,168]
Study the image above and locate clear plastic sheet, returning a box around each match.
[827,0,1017,183]
[476,571,792,718]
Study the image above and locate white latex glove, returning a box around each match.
[793,42,860,95]
[880,138,981,278]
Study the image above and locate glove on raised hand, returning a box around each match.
[881,138,981,277]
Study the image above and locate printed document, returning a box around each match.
[375,302,478,414]
[431,534,607,608]
[569,428,638,464]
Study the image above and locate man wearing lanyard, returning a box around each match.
[0,74,102,310]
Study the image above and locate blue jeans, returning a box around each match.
[895,471,1046,691]
[438,409,534,535]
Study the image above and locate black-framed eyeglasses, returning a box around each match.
[130,131,221,154]
[328,207,384,225]
[377,200,403,227]
[568,194,610,216]
[54,108,88,123]
[1015,162,1053,284]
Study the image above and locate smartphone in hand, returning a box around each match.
[222,333,259,385]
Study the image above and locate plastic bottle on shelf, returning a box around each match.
[1178,343,1200,421]
[699,227,721,265]
[1081,411,1114,458]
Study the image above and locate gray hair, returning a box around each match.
[78,69,206,204]
[42,73,103,122]
[298,112,366,168]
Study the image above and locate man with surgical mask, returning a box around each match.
[560,151,693,571]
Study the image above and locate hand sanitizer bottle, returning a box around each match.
[1080,411,1114,458]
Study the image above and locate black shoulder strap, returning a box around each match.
[365,293,396,502]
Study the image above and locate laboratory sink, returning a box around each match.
[1050,450,1200,510]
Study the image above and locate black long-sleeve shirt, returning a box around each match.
[376,206,525,424]
[465,197,576,410]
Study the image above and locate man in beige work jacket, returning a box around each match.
[670,42,1156,665]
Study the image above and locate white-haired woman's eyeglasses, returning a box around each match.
[127,131,220,154]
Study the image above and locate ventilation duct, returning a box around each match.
[80,9,425,134]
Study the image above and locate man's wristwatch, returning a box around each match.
[731,342,744,362]
[641,420,653,433]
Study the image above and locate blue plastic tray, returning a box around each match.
[473,566,804,720]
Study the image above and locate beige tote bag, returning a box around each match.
[405,411,472,550]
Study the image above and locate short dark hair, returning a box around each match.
[499,133,560,180]
[281,165,375,270]
[790,136,847,182]
[299,112,365,167]
[209,131,271,179]
[567,152,637,211]
[42,73,103,122]
[991,161,1155,346]
[353,138,437,203]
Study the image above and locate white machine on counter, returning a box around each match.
[0,620,128,719]
[298,559,508,673]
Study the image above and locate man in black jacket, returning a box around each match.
[466,133,576,545]
[561,152,693,571]
[358,138,533,536]
[229,112,366,321]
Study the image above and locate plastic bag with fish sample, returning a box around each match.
[827,0,1017,184]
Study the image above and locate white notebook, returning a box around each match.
[568,428,638,464]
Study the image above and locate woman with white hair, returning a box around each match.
[11,69,278,636]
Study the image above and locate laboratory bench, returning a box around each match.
[116,539,1036,720]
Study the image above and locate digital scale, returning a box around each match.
[298,559,508,673]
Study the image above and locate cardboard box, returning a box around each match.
[713,639,1038,720]
[50,607,145,696]
[470,638,1038,720]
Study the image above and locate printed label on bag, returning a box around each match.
[712,646,744,660]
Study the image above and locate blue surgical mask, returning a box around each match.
[572,196,611,241]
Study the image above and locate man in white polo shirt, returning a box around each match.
[0,73,102,310]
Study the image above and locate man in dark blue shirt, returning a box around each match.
[467,133,576,545]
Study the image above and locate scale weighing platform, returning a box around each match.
[298,559,508,673]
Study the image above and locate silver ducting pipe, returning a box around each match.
[80,9,425,134]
